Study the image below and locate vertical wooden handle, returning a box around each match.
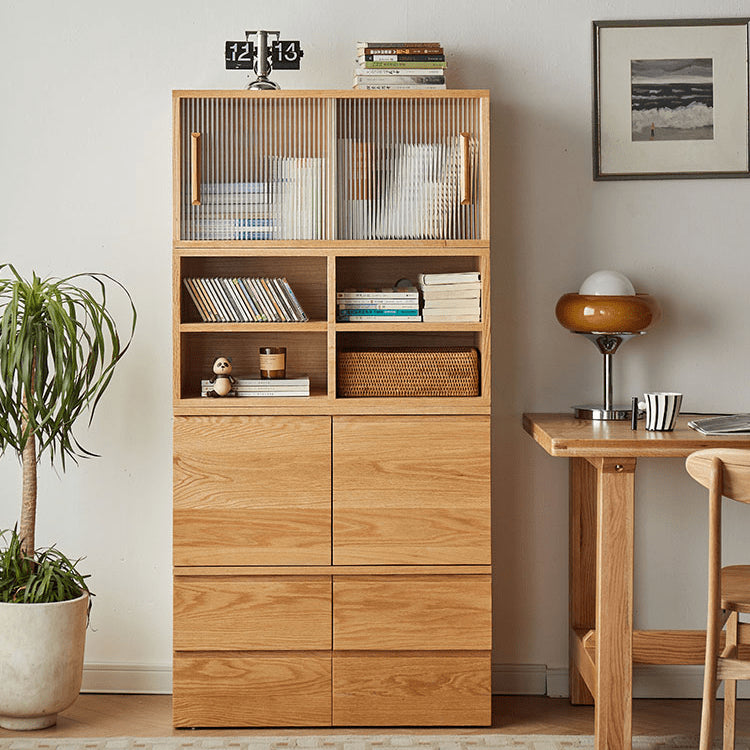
[460,132,472,206]
[191,132,201,206]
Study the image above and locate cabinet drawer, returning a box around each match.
[333,416,490,564]
[174,576,331,651]
[333,652,491,726]
[173,653,331,727]
[333,575,491,650]
[174,416,331,565]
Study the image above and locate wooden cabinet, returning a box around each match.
[172,90,491,727]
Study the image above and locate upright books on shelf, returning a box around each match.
[184,276,308,323]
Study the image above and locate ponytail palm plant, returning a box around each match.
[0,264,135,601]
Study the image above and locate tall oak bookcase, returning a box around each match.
[172,89,491,727]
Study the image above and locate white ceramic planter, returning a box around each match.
[0,592,88,730]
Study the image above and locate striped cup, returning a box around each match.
[643,392,682,431]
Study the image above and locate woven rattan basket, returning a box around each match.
[337,347,480,398]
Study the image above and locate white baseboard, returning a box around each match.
[81,663,172,694]
[80,661,750,699]
[492,663,547,695]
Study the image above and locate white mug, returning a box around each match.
[641,392,683,431]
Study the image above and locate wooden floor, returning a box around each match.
[0,695,748,738]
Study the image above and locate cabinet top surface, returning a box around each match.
[522,412,750,458]
[173,89,489,100]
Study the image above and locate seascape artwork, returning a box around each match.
[631,58,714,141]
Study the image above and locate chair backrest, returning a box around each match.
[686,448,750,504]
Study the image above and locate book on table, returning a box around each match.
[688,415,750,434]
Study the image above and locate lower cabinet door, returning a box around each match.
[174,416,331,565]
[173,653,332,727]
[332,652,491,726]
[333,416,490,564]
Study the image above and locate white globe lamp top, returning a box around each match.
[578,270,636,296]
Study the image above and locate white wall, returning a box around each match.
[1,0,750,695]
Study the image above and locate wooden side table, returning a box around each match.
[522,413,750,750]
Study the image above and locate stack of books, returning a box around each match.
[337,285,421,322]
[353,42,446,90]
[419,272,481,322]
[198,182,274,240]
[184,277,308,323]
[201,375,310,398]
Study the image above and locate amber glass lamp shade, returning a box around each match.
[555,293,661,335]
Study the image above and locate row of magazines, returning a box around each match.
[183,277,307,323]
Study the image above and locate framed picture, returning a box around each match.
[593,18,750,179]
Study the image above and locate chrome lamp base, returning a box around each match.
[573,404,640,421]
[572,331,644,422]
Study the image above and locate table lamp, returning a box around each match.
[555,270,661,420]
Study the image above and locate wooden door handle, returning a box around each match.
[460,132,472,206]
[190,132,201,205]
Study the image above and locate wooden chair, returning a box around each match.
[687,448,750,749]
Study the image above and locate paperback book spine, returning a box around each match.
[359,54,446,62]
[353,67,445,77]
[361,61,446,69]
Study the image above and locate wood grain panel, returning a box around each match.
[173,653,331,727]
[174,416,331,565]
[333,416,490,564]
[332,652,491,726]
[333,575,491,650]
[174,576,331,651]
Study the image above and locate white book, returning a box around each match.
[341,315,421,322]
[201,376,310,388]
[337,289,418,299]
[421,280,481,294]
[353,67,445,77]
[338,302,419,310]
[421,311,481,322]
[422,298,481,311]
[418,272,480,285]
[354,84,447,90]
[353,75,446,85]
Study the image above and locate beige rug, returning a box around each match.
[1,736,748,750]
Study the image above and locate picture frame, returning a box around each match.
[592,18,750,180]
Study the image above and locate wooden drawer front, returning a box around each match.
[174,576,331,651]
[333,652,491,726]
[173,653,331,727]
[333,416,490,564]
[333,575,491,650]
[174,416,331,565]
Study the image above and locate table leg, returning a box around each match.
[570,457,597,704]
[594,457,636,750]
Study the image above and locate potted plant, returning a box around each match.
[0,265,135,730]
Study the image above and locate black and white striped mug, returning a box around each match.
[642,392,682,431]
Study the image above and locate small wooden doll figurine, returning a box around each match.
[206,356,235,397]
